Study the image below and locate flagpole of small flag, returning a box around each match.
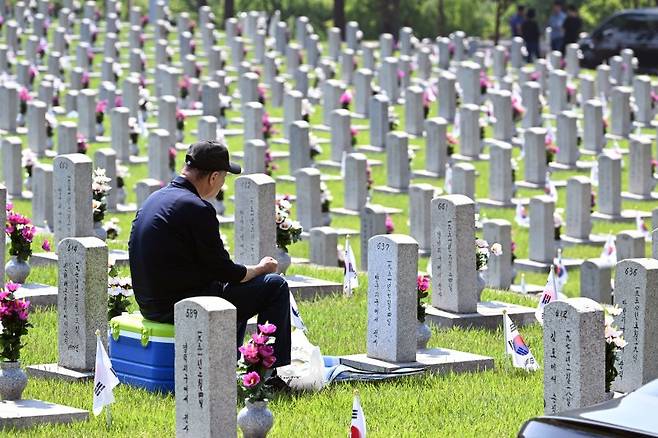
[501,310,510,373]
[95,329,112,429]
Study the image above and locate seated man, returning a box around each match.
[129,140,291,371]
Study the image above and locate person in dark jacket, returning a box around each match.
[562,4,583,50]
[522,8,541,63]
[129,140,291,370]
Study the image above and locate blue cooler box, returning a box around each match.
[109,312,175,393]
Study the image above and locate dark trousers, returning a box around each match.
[526,40,540,63]
[220,273,292,368]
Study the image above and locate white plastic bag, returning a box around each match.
[277,329,324,392]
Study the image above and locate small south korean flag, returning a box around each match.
[93,330,120,416]
[350,390,367,438]
[343,236,359,296]
[503,311,539,372]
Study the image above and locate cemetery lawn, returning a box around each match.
[5,26,656,437]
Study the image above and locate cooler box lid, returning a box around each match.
[109,312,174,347]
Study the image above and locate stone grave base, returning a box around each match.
[15,284,58,308]
[275,174,343,183]
[515,179,567,190]
[300,228,358,240]
[412,169,443,179]
[373,185,409,195]
[510,283,545,294]
[232,150,289,160]
[285,275,341,300]
[340,347,494,374]
[560,234,607,247]
[331,206,403,216]
[127,155,149,164]
[26,364,94,382]
[31,249,130,267]
[355,145,384,153]
[621,191,658,201]
[217,215,234,226]
[591,209,649,223]
[548,160,596,171]
[450,153,489,162]
[115,203,137,213]
[0,399,88,430]
[270,138,289,145]
[425,301,536,330]
[220,128,243,137]
[7,191,33,200]
[514,257,582,273]
[477,199,517,209]
[316,159,382,169]
[579,148,603,156]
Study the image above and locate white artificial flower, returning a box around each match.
[279,218,292,230]
[490,243,503,256]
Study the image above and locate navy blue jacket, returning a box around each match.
[128,176,247,322]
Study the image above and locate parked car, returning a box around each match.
[580,8,658,72]
[518,379,658,437]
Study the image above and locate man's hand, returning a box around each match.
[241,257,279,283]
[258,256,278,274]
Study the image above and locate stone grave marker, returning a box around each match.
[580,259,612,304]
[543,298,606,414]
[612,259,658,393]
[27,237,108,380]
[174,297,237,438]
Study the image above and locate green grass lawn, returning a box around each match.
[1,18,657,438]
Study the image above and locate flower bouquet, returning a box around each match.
[604,305,627,393]
[95,99,108,136]
[350,127,358,147]
[17,87,31,127]
[0,281,32,362]
[417,275,430,322]
[423,87,436,120]
[553,211,563,241]
[6,206,37,264]
[275,198,302,253]
[92,168,111,226]
[77,134,88,154]
[237,323,277,436]
[237,322,278,402]
[176,109,186,143]
[475,239,502,271]
[339,90,352,110]
[116,166,128,204]
[179,76,190,101]
[107,262,133,320]
[385,215,394,234]
[262,112,275,141]
[258,84,267,106]
[21,149,36,192]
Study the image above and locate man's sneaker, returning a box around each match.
[265,375,292,394]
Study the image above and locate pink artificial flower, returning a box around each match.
[168,147,177,160]
[0,302,9,316]
[258,344,274,357]
[14,299,29,320]
[417,275,430,292]
[180,76,190,90]
[18,88,31,102]
[21,226,35,242]
[262,355,276,368]
[251,332,269,345]
[397,69,406,80]
[0,291,9,301]
[29,66,38,80]
[114,96,123,107]
[339,90,352,106]
[5,281,19,293]
[530,71,540,82]
[176,109,186,122]
[350,127,358,137]
[242,371,260,388]
[5,202,12,211]
[385,215,394,234]
[82,71,90,87]
[95,99,108,115]
[5,225,14,235]
[258,322,276,335]
[238,343,259,363]
[41,239,51,252]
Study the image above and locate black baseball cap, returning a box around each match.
[185,140,241,174]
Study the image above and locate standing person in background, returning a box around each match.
[547,1,567,52]
[522,8,540,63]
[562,4,583,51]
[509,5,525,38]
